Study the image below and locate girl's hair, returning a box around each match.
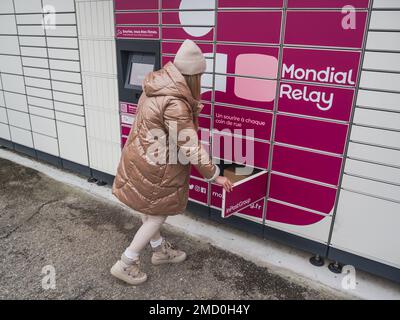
[183,74,202,101]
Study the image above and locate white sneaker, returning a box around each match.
[151,239,187,265]
[110,259,147,285]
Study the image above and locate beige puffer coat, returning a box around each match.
[112,62,218,216]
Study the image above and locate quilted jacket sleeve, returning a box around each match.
[163,99,219,181]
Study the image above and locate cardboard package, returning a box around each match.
[223,165,251,184]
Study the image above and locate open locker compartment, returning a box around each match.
[221,164,268,219]
[208,163,268,236]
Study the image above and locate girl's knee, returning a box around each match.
[140,213,148,224]
[147,215,167,226]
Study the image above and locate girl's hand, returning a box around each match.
[215,176,233,192]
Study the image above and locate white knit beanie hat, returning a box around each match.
[173,39,207,75]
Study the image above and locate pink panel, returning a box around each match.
[162,0,182,9]
[189,178,209,204]
[274,115,349,155]
[215,76,276,110]
[285,11,368,48]
[240,199,264,219]
[272,145,343,185]
[269,174,337,214]
[212,133,270,169]
[115,0,159,10]
[201,90,212,102]
[120,103,137,115]
[162,27,214,41]
[213,105,273,141]
[218,0,284,8]
[115,12,159,25]
[190,169,201,179]
[287,0,370,8]
[199,116,211,130]
[211,183,223,208]
[121,137,128,148]
[162,55,174,67]
[217,11,282,44]
[191,143,210,178]
[217,44,279,78]
[282,48,361,87]
[198,117,211,142]
[162,41,213,55]
[162,12,182,25]
[121,125,131,136]
[223,172,268,217]
[200,103,212,116]
[211,184,266,220]
[266,201,326,226]
[278,82,355,122]
[116,26,160,39]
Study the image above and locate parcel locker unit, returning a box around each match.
[0,0,398,284]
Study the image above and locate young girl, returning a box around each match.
[111,40,233,285]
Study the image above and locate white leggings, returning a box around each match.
[126,214,167,254]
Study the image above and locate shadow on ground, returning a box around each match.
[0,157,341,300]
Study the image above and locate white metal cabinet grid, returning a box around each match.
[0,36,19,55]
[0,1,32,149]
[7,109,31,130]
[76,0,121,175]
[0,0,14,14]
[12,2,49,153]
[51,22,88,161]
[332,3,400,268]
[13,0,87,161]
[2,74,25,94]
[9,126,33,147]
[4,92,27,112]
[0,55,23,74]
[0,123,11,140]
[0,15,17,35]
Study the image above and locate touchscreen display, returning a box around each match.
[129,62,154,86]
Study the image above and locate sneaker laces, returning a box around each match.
[163,240,180,258]
[164,241,174,250]
[124,260,141,276]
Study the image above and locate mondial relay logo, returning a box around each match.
[280,64,356,111]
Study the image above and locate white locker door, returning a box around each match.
[332,190,400,269]
[57,121,89,166]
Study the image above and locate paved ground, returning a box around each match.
[0,157,342,300]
